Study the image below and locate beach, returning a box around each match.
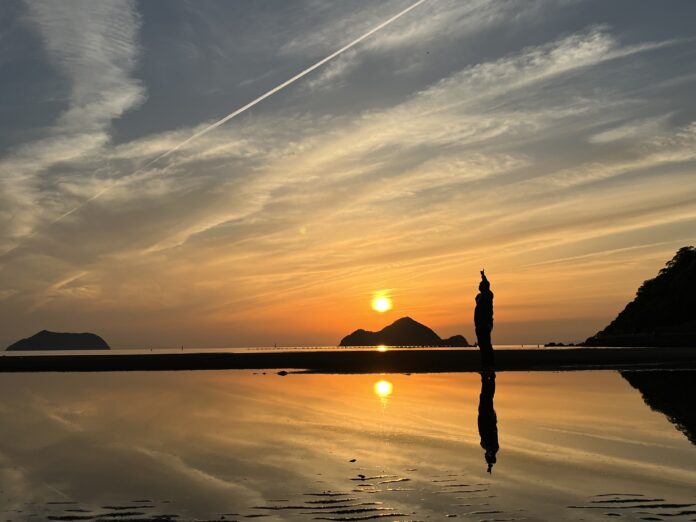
[1,346,695,373]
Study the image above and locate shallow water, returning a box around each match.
[0,370,694,521]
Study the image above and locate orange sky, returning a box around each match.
[1,1,695,347]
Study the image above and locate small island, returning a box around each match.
[339,316,469,347]
[6,330,111,351]
[584,246,696,347]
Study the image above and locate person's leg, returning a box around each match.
[482,325,494,366]
[476,327,493,367]
[486,340,494,366]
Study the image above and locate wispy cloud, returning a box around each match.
[0,0,144,244]
[588,113,673,144]
[1,2,695,346]
[542,122,696,187]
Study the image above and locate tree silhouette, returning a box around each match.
[585,246,696,346]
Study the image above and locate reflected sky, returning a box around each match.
[0,370,694,521]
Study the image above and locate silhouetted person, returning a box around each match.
[478,371,499,473]
[475,269,494,367]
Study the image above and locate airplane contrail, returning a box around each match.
[1,0,427,257]
[145,0,428,167]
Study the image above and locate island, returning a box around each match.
[583,246,696,347]
[339,316,469,347]
[6,330,111,351]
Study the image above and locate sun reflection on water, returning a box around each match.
[374,379,393,398]
[376,344,388,352]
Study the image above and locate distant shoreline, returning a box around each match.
[1,347,695,373]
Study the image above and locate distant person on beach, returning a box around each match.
[478,371,499,473]
[475,269,494,367]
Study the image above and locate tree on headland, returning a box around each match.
[585,246,696,346]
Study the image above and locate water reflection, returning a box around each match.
[1,371,694,520]
[373,379,393,399]
[478,371,499,473]
[621,370,696,445]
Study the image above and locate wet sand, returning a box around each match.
[1,346,695,373]
[15,484,696,522]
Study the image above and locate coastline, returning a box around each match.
[1,346,695,373]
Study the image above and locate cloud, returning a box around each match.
[284,1,647,92]
[3,28,681,256]
[0,0,144,246]
[588,113,674,144]
[285,0,549,59]
[2,25,676,257]
[1,2,695,346]
[542,122,696,188]
[304,49,358,91]
[285,0,535,91]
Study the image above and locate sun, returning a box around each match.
[371,295,393,313]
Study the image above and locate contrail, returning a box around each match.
[1,0,427,258]
[145,0,428,167]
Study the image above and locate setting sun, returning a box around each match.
[371,295,393,313]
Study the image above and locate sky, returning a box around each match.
[1,0,695,348]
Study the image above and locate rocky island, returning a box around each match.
[584,246,696,347]
[339,316,469,347]
[6,330,110,351]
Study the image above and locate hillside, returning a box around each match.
[584,246,696,347]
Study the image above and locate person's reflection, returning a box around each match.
[478,371,499,473]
